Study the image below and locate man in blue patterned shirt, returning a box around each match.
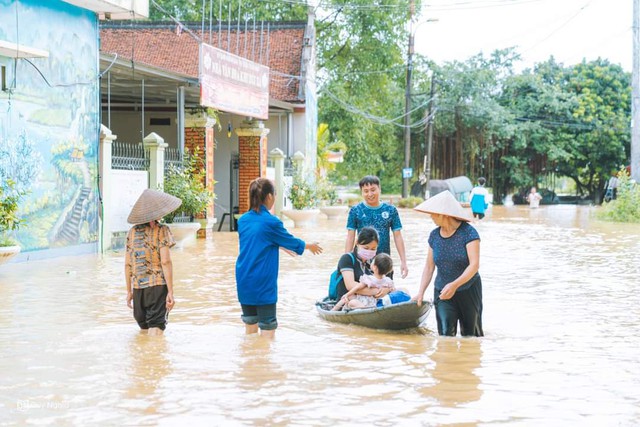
[345,176,408,278]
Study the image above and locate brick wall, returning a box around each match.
[184,126,215,226]
[238,135,267,213]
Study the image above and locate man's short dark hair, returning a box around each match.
[359,175,380,189]
[478,177,486,186]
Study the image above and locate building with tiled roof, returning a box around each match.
[100,21,308,104]
[98,18,317,232]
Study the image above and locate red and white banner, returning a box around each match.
[199,43,270,120]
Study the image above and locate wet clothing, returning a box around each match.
[126,223,174,331]
[346,202,402,256]
[335,250,371,301]
[527,192,542,208]
[428,221,483,337]
[236,205,306,306]
[470,186,489,218]
[434,276,483,336]
[125,223,175,289]
[241,303,277,330]
[133,284,168,330]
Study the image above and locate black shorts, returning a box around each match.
[473,212,485,219]
[133,286,168,330]
[240,303,278,330]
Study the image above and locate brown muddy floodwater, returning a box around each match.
[1,205,640,426]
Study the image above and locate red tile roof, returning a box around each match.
[100,22,306,103]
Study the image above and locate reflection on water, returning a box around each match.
[1,205,639,424]
[124,334,170,411]
[423,339,482,409]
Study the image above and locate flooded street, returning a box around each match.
[1,205,640,425]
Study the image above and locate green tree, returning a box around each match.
[497,58,577,202]
[149,0,306,22]
[427,49,518,202]
[556,59,631,200]
[317,1,416,192]
[316,122,346,175]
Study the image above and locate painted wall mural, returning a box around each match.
[0,0,99,251]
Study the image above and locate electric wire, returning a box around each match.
[320,86,437,128]
[520,1,592,55]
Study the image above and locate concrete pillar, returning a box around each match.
[99,125,117,253]
[185,111,217,237]
[236,119,270,214]
[269,148,285,217]
[143,132,167,191]
[292,151,306,169]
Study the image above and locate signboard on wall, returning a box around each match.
[199,43,269,120]
[110,170,148,232]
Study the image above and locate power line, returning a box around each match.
[424,0,544,11]
[320,87,437,129]
[520,1,592,55]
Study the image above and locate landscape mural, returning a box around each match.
[0,0,99,251]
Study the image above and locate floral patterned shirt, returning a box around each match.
[125,223,175,289]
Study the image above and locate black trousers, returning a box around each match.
[434,278,483,337]
[133,285,168,330]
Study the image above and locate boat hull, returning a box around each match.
[316,300,432,330]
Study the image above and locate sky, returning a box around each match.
[414,0,633,71]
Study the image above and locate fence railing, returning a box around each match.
[111,142,148,170]
[164,146,183,175]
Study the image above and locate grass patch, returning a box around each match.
[597,170,640,222]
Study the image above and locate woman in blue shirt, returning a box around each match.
[412,191,483,337]
[236,178,323,338]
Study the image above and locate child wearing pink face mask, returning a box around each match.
[332,253,395,311]
[330,227,394,311]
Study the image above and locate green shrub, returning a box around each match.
[0,179,27,246]
[316,176,339,206]
[288,165,318,210]
[397,196,424,208]
[597,169,640,222]
[163,149,215,222]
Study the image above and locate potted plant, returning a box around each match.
[317,177,348,220]
[163,149,214,246]
[282,165,320,228]
[0,179,26,265]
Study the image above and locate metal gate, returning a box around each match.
[229,153,240,231]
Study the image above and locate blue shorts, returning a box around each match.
[240,303,278,330]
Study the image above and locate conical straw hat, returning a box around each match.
[414,190,471,222]
[127,189,182,225]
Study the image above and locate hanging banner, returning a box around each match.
[199,43,270,120]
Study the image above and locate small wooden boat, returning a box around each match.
[315,299,432,330]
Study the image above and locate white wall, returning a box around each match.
[103,110,179,147]
[213,112,295,222]
[103,108,313,227]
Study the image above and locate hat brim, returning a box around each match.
[127,189,183,225]
[414,193,472,222]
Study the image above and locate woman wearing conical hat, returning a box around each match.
[125,189,182,336]
[412,191,483,337]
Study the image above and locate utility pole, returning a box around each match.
[632,0,640,181]
[424,75,436,198]
[402,0,415,199]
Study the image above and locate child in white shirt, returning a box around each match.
[333,253,394,310]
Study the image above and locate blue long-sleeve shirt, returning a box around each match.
[235,205,306,305]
